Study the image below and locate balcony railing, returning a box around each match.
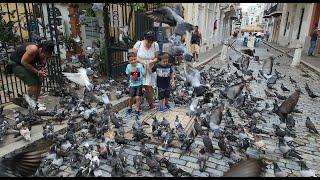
[264,3,283,17]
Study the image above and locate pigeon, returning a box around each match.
[140,140,152,157]
[152,116,160,132]
[305,117,319,134]
[197,148,207,172]
[273,89,300,122]
[305,83,319,98]
[94,93,110,106]
[289,76,297,84]
[223,158,265,177]
[261,56,274,76]
[144,5,194,36]
[264,90,276,98]
[119,25,133,46]
[133,152,143,172]
[202,132,216,153]
[278,138,303,160]
[162,128,174,149]
[115,131,129,144]
[118,145,127,168]
[180,130,195,152]
[273,124,287,138]
[145,151,161,173]
[299,161,316,177]
[160,117,170,128]
[273,162,288,177]
[274,91,287,100]
[161,158,192,177]
[208,104,224,131]
[280,83,290,92]
[236,138,250,153]
[194,118,204,136]
[62,68,94,91]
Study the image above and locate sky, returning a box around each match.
[240,3,257,12]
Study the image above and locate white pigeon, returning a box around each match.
[62,68,93,91]
[73,35,81,43]
[186,68,201,87]
[20,126,31,141]
[94,93,110,105]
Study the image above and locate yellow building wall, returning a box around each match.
[0,3,33,40]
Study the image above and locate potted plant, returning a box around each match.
[63,34,75,58]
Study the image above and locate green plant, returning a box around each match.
[63,34,74,51]
[94,44,107,75]
[85,8,96,17]
[0,6,20,45]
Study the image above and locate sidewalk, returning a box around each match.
[262,40,320,75]
[193,38,238,68]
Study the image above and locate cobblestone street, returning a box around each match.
[30,38,320,177]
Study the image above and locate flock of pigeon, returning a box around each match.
[0,4,319,177]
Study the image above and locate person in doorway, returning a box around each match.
[125,52,144,116]
[133,31,159,110]
[308,23,318,56]
[5,41,54,101]
[247,32,255,53]
[191,26,202,62]
[152,52,175,113]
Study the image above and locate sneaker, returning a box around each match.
[126,108,132,115]
[159,107,166,113]
[149,104,157,110]
[134,111,140,116]
[165,104,171,109]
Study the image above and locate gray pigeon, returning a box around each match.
[306,117,319,134]
[144,5,194,36]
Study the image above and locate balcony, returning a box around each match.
[268,3,283,17]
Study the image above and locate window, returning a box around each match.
[84,17,100,38]
[297,8,304,40]
[283,12,289,36]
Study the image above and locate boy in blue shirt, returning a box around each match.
[152,52,175,112]
[126,52,144,115]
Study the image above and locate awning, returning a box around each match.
[263,14,271,18]
[240,26,264,32]
[269,11,282,17]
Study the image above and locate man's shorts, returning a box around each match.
[191,44,200,54]
[158,88,170,100]
[129,85,143,97]
[8,60,42,86]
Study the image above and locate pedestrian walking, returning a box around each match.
[5,41,54,101]
[247,32,255,52]
[308,23,318,56]
[191,26,202,62]
[151,52,175,113]
[125,52,144,116]
[133,31,159,110]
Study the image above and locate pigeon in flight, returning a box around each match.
[62,68,94,91]
[144,5,194,36]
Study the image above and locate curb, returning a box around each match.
[194,39,237,69]
[262,41,320,76]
